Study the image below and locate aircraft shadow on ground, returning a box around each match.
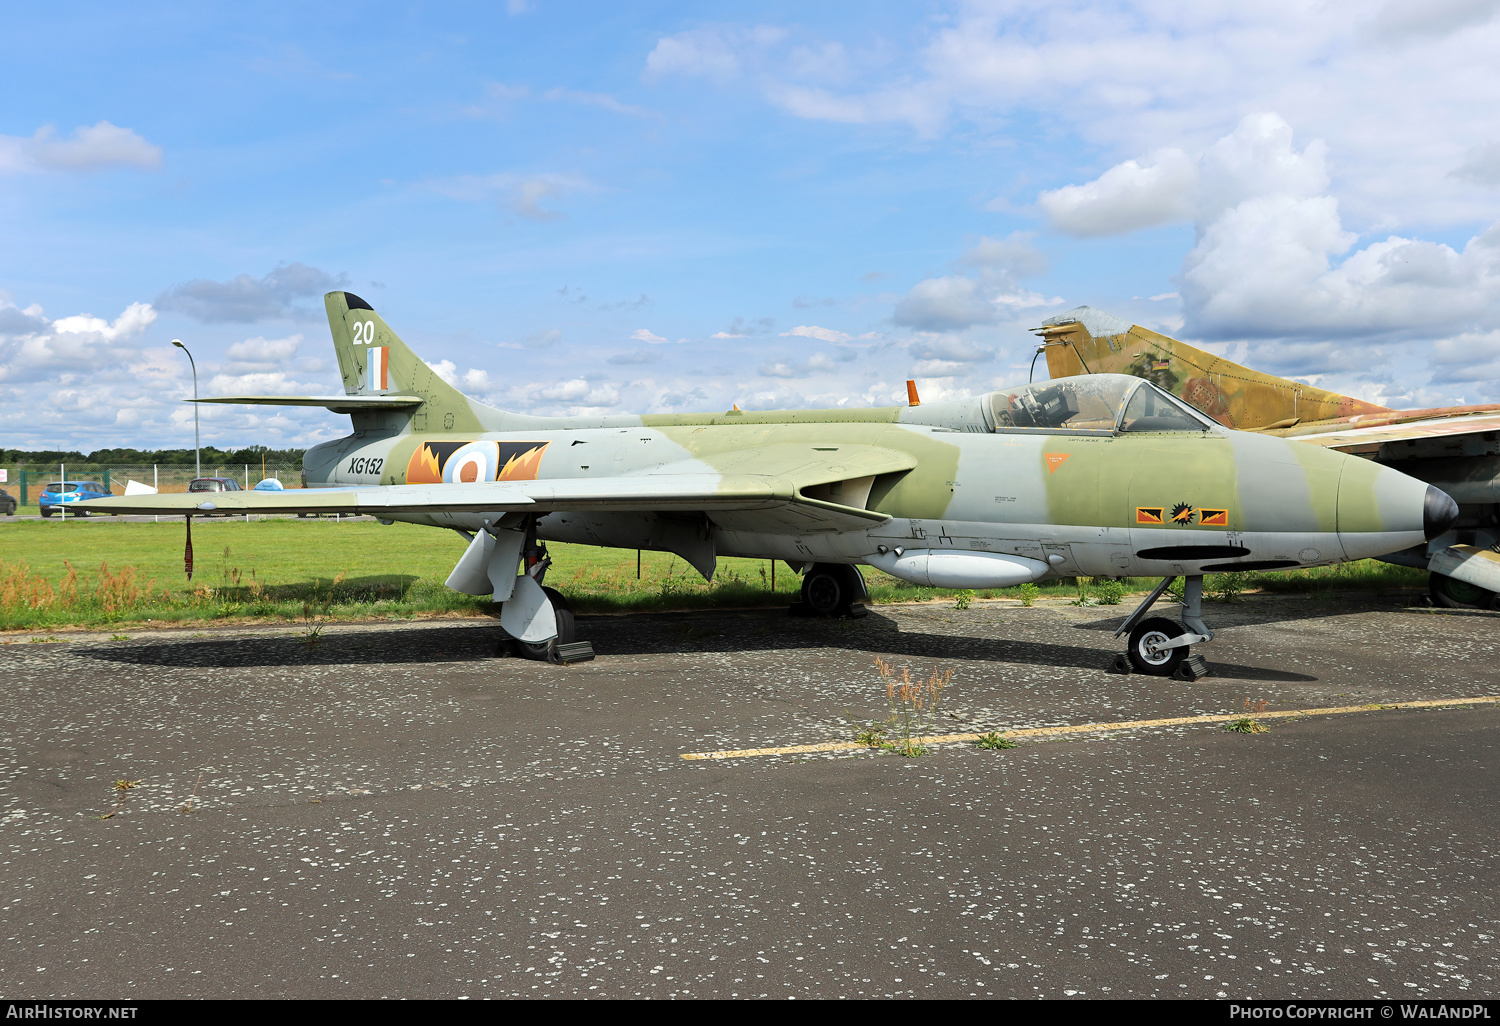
[212,574,422,604]
[81,607,1315,682]
[1070,593,1436,634]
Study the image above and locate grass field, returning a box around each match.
[0,516,1431,632]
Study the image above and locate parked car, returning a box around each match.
[0,488,16,516]
[188,477,244,493]
[39,481,109,517]
[187,477,245,516]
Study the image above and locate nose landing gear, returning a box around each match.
[1113,575,1212,678]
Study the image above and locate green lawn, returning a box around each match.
[0,516,1430,632]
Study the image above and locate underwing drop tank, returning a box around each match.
[866,549,1050,589]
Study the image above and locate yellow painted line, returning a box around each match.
[680,696,1500,761]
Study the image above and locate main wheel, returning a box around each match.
[40,507,53,518]
[799,563,864,617]
[1429,572,1497,610]
[517,586,575,659]
[1127,616,1187,676]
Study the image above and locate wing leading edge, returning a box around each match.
[75,447,917,534]
[1270,411,1500,454]
[190,395,425,411]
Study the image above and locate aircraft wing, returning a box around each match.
[190,395,426,411]
[74,446,917,534]
[1274,412,1500,454]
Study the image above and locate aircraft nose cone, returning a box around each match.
[1424,485,1459,540]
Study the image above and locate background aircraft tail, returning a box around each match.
[325,290,491,434]
[1038,306,1389,430]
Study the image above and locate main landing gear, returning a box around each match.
[491,523,594,665]
[789,562,870,619]
[1429,572,1499,610]
[1111,576,1212,679]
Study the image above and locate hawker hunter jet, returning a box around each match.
[80,292,1456,674]
[1038,306,1500,609]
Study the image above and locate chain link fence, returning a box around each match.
[1,463,305,509]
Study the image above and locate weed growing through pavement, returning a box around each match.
[300,571,345,645]
[98,778,141,819]
[301,612,326,645]
[1224,698,1271,733]
[179,771,204,814]
[110,633,130,641]
[29,635,60,643]
[1018,583,1039,607]
[972,732,1018,750]
[863,657,953,757]
[954,589,975,610]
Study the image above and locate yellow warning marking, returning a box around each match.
[679,696,1500,760]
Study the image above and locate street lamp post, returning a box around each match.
[172,339,200,478]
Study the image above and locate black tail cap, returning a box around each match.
[343,292,374,311]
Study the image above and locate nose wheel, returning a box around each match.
[1112,576,1213,678]
[1126,616,1187,676]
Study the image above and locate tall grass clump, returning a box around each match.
[0,559,163,630]
[857,657,953,757]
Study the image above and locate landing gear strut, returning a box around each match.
[789,562,869,618]
[493,521,594,664]
[1112,575,1212,678]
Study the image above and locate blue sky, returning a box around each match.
[6,0,1500,451]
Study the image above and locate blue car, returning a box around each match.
[39,480,110,517]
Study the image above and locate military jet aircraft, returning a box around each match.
[1037,306,1500,609]
[79,292,1456,674]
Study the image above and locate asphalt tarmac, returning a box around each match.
[2,595,1496,999]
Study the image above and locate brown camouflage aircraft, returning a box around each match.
[1040,307,1500,608]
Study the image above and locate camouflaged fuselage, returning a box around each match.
[80,292,1442,586]
[305,396,1431,580]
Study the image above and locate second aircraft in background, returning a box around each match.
[1039,307,1500,608]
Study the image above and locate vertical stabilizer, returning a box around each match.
[325,291,486,434]
[1038,306,1390,430]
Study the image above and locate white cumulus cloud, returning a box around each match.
[0,121,162,173]
[1039,149,1197,237]
[225,334,303,367]
[781,325,851,342]
[51,302,157,342]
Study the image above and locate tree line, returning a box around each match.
[1,445,306,466]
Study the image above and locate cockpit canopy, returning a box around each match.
[987,374,1217,435]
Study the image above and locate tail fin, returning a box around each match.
[1038,306,1390,430]
[325,291,488,433]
